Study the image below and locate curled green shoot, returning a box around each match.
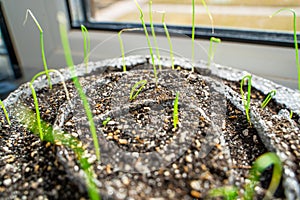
[30,69,71,140]
[208,152,282,200]
[173,92,179,129]
[134,0,157,84]
[149,0,162,70]
[208,37,221,66]
[57,12,100,162]
[191,0,195,72]
[23,9,52,89]
[0,100,11,125]
[270,8,299,90]
[118,28,142,72]
[81,25,90,73]
[244,152,282,200]
[261,90,276,109]
[240,75,252,125]
[208,186,238,200]
[102,117,111,127]
[159,11,174,70]
[129,80,147,101]
[14,105,100,200]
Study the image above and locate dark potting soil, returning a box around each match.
[0,61,297,199]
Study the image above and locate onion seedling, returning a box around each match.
[102,117,111,127]
[129,79,147,101]
[149,0,162,70]
[244,152,282,200]
[191,0,195,72]
[290,110,293,119]
[15,105,100,200]
[173,92,179,129]
[201,0,214,33]
[23,9,52,89]
[208,37,221,66]
[134,0,157,84]
[208,152,282,200]
[159,11,174,70]
[81,25,90,73]
[118,28,142,72]
[240,75,252,125]
[261,90,276,109]
[30,69,71,140]
[57,12,100,161]
[0,100,11,125]
[270,9,300,90]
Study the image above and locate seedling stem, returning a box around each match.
[261,90,276,109]
[208,37,221,66]
[134,0,158,84]
[240,75,252,125]
[270,8,300,90]
[24,9,52,89]
[57,12,100,162]
[81,25,90,73]
[130,80,147,101]
[0,100,11,125]
[173,92,179,129]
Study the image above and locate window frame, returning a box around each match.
[0,1,20,79]
[68,0,299,48]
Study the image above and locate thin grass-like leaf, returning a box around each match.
[81,25,90,73]
[134,0,157,84]
[149,0,162,70]
[129,80,147,101]
[160,11,174,70]
[118,28,142,72]
[240,75,252,125]
[23,9,52,89]
[270,8,299,90]
[57,12,100,162]
[244,152,282,200]
[208,37,221,66]
[173,92,179,129]
[261,90,276,109]
[0,100,11,125]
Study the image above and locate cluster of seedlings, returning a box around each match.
[0,1,299,199]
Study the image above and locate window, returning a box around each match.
[68,0,300,47]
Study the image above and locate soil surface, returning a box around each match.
[0,59,299,200]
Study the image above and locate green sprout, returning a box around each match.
[290,110,293,119]
[160,11,174,70]
[270,8,299,90]
[208,152,282,200]
[208,37,221,66]
[102,117,111,126]
[191,0,195,72]
[14,105,100,200]
[173,92,179,129]
[244,152,282,200]
[129,79,147,101]
[240,75,252,125]
[261,90,276,109]
[118,28,142,72]
[208,186,238,200]
[0,100,11,125]
[149,0,162,70]
[30,69,70,140]
[23,9,52,89]
[57,12,100,161]
[134,0,157,84]
[81,25,90,73]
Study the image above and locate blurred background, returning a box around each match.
[0,0,300,99]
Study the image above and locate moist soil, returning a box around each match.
[0,61,298,199]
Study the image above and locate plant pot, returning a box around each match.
[0,55,299,199]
